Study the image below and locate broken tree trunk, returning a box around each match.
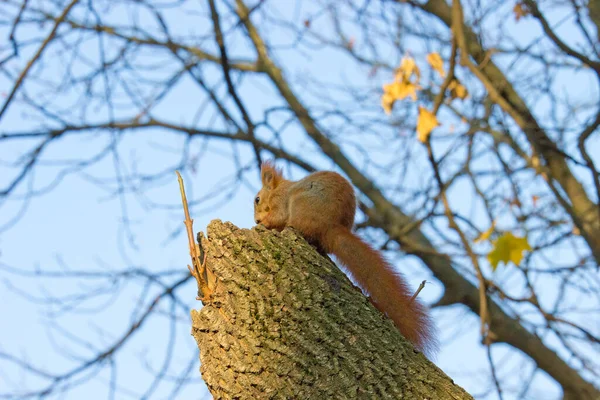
[191,220,472,399]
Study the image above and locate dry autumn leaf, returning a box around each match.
[513,2,531,21]
[487,232,532,270]
[416,107,439,143]
[381,93,395,115]
[381,56,421,114]
[427,52,445,78]
[397,56,420,82]
[509,197,522,208]
[474,220,496,243]
[448,79,469,99]
[384,81,419,101]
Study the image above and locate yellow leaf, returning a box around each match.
[448,79,469,99]
[381,93,394,115]
[396,56,420,82]
[487,232,532,270]
[385,81,420,101]
[416,107,439,143]
[513,2,531,21]
[381,80,421,113]
[381,57,422,113]
[474,220,496,243]
[427,52,445,78]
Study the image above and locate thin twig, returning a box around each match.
[486,346,504,400]
[410,280,427,302]
[176,171,211,301]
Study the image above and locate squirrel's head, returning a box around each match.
[254,161,283,224]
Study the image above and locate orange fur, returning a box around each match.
[254,162,438,357]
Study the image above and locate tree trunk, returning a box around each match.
[587,0,600,42]
[191,220,472,399]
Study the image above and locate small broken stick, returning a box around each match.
[410,280,427,303]
[176,171,213,301]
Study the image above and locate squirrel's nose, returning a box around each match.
[255,219,260,224]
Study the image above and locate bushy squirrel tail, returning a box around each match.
[322,225,438,357]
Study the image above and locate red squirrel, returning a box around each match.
[254,162,437,357]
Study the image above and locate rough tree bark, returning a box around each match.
[190,220,472,399]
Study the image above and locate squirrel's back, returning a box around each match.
[287,171,356,237]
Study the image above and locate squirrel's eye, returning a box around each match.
[255,196,260,204]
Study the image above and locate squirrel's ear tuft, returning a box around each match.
[261,161,283,188]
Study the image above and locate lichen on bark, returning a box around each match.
[191,220,472,399]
